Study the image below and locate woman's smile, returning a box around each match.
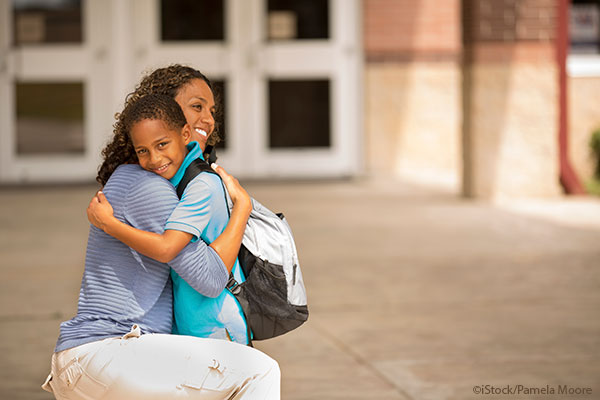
[195,128,208,137]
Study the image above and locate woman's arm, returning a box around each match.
[87,163,251,270]
[87,193,192,263]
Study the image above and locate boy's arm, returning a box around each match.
[89,163,250,271]
[111,168,228,297]
[87,191,191,263]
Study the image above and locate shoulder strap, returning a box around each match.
[176,157,218,199]
[176,155,251,343]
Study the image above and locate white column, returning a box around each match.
[0,0,12,180]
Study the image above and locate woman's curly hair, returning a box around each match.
[96,64,221,185]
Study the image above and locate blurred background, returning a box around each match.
[1,0,599,196]
[1,0,600,399]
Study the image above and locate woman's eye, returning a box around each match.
[136,149,147,155]
[193,104,203,111]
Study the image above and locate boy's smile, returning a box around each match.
[130,119,190,180]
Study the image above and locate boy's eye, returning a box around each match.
[136,149,147,155]
[158,141,169,148]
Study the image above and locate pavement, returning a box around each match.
[1,177,599,400]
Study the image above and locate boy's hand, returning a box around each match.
[87,191,115,231]
[211,163,251,212]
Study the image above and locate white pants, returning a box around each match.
[42,326,280,399]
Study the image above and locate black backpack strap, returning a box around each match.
[176,157,217,199]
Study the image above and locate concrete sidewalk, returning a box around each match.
[1,178,599,399]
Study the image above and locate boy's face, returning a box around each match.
[131,119,191,180]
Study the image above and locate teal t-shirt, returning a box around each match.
[165,141,248,344]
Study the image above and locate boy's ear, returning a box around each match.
[181,123,192,144]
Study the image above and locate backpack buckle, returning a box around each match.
[226,275,241,294]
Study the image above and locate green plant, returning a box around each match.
[591,128,600,180]
[585,177,600,196]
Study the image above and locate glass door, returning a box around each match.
[122,0,361,178]
[131,0,246,173]
[250,0,362,178]
[0,0,112,182]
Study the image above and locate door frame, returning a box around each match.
[0,0,362,182]
[131,0,362,179]
[0,0,112,183]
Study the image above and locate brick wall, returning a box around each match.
[363,0,564,197]
[363,0,462,189]
[463,0,557,63]
[364,0,461,61]
[464,0,556,43]
[462,0,562,198]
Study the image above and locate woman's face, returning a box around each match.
[174,79,216,151]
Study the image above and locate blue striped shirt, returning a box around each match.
[55,164,228,352]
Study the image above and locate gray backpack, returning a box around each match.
[177,158,309,342]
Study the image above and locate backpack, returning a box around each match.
[176,157,309,342]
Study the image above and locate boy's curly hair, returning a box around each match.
[97,64,221,185]
[120,94,187,141]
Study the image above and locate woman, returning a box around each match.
[43,66,280,399]
[96,65,249,345]
[97,65,222,186]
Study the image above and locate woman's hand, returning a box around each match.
[87,191,115,231]
[211,163,251,212]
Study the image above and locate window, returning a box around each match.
[12,0,82,46]
[266,0,329,41]
[268,79,330,148]
[570,0,600,54]
[161,0,225,42]
[16,82,85,155]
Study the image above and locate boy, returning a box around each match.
[88,94,250,344]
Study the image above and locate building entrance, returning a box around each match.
[0,0,361,182]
